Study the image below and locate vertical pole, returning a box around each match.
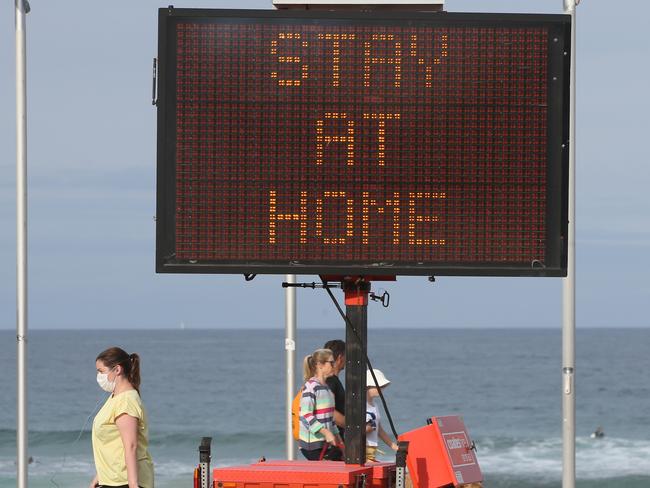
[562,1,577,488]
[15,1,29,488]
[343,279,369,465]
[198,437,212,488]
[285,274,297,460]
[395,441,409,488]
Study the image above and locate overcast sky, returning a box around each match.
[1,0,648,330]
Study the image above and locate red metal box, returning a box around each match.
[213,461,374,488]
[368,461,396,488]
[251,460,396,488]
[398,416,482,488]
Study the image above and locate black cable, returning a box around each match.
[323,284,399,440]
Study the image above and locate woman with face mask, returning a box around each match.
[89,347,154,488]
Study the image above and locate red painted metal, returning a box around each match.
[213,461,374,487]
[214,460,395,488]
[398,416,482,488]
[234,460,396,488]
[367,461,397,488]
[344,288,369,306]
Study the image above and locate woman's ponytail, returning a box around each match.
[302,354,315,381]
[128,353,141,393]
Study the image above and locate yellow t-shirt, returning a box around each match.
[92,389,154,488]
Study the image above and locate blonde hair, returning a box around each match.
[302,348,333,380]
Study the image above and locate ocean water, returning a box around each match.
[1,328,649,488]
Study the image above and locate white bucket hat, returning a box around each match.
[367,369,390,388]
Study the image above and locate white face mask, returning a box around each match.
[96,369,116,393]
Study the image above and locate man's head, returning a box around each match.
[324,339,346,373]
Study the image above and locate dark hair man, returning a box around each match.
[324,339,346,439]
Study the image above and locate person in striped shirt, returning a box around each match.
[299,348,343,461]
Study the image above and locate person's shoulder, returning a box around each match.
[112,389,143,410]
[111,390,144,420]
[305,378,330,393]
[326,375,342,388]
[122,389,141,400]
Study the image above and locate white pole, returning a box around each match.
[285,275,297,460]
[15,1,29,487]
[562,1,577,487]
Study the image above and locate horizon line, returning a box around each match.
[1,325,648,331]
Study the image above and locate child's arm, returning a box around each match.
[378,424,398,451]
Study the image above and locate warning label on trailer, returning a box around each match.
[443,431,475,468]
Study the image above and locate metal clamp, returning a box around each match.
[369,289,390,308]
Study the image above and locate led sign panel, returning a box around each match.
[156,8,570,276]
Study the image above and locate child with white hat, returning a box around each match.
[366,369,398,462]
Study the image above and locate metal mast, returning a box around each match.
[16,1,30,487]
[285,274,297,460]
[562,1,578,487]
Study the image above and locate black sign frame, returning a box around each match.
[156,8,571,277]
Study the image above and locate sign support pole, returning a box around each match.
[343,279,370,465]
[285,274,297,460]
[562,1,577,487]
[15,1,30,487]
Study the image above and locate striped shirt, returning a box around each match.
[299,377,339,451]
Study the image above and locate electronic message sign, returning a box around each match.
[156,8,570,276]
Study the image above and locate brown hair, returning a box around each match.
[302,348,333,381]
[324,340,345,360]
[96,347,141,393]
